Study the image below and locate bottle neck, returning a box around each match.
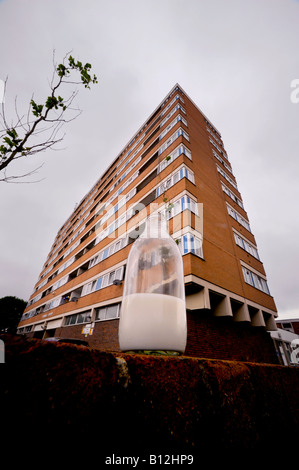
[141,212,169,239]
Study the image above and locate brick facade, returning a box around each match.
[185,310,278,364]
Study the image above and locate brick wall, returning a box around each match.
[56,319,120,351]
[47,311,278,364]
[186,310,279,364]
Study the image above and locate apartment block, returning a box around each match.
[18,84,278,363]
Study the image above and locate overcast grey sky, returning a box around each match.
[0,0,298,320]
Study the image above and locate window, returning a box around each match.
[156,165,195,198]
[77,311,92,324]
[159,115,188,141]
[86,265,125,294]
[183,234,189,253]
[242,266,270,295]
[234,232,259,259]
[281,322,294,332]
[102,274,109,288]
[115,267,123,281]
[227,204,251,232]
[89,256,98,268]
[194,237,203,257]
[212,150,232,174]
[217,165,237,189]
[178,232,203,258]
[173,199,181,216]
[186,168,195,184]
[102,248,109,260]
[95,303,120,321]
[82,280,97,296]
[96,307,106,321]
[106,304,119,319]
[206,126,222,145]
[221,183,244,209]
[181,195,190,211]
[210,138,228,159]
[108,223,115,236]
[65,310,91,326]
[49,297,61,309]
[166,194,198,220]
[158,128,189,156]
[115,240,122,251]
[157,144,191,174]
[95,277,102,290]
[109,244,116,256]
[65,314,75,325]
[160,94,184,117]
[160,104,186,128]
[173,172,180,185]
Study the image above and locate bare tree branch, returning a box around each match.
[14,96,28,134]
[0,163,45,183]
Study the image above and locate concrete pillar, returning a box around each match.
[233,302,251,322]
[186,287,210,310]
[213,295,233,317]
[250,309,266,327]
[264,313,277,331]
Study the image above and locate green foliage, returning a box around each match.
[57,55,98,89]
[30,100,44,117]
[0,296,27,333]
[0,128,23,161]
[4,128,22,148]
[44,95,66,111]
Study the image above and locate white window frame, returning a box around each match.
[241,264,270,295]
[95,303,120,322]
[227,203,251,232]
[233,230,259,260]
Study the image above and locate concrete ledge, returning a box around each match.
[1,334,299,460]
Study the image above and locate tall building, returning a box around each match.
[17,84,278,362]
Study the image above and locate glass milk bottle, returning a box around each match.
[118,212,187,355]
